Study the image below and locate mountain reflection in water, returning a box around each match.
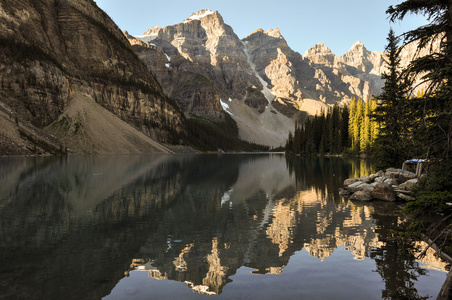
[0,154,447,299]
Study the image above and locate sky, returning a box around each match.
[94,0,428,56]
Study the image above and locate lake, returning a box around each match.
[0,154,447,299]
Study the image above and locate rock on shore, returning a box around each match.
[340,168,418,202]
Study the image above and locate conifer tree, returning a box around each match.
[372,28,409,168]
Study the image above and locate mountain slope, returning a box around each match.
[0,0,183,154]
[129,9,388,147]
[46,92,173,154]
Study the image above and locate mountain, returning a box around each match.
[0,0,184,155]
[129,9,387,147]
[0,4,429,153]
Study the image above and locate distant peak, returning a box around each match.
[351,40,364,48]
[347,40,369,54]
[266,28,282,38]
[245,28,283,39]
[304,43,335,59]
[184,9,217,22]
[313,42,332,51]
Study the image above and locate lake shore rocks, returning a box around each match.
[342,168,419,202]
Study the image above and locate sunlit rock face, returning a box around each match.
[130,9,266,122]
[127,9,395,147]
[0,0,183,154]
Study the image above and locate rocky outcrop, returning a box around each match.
[130,9,266,121]
[342,168,419,202]
[0,0,183,154]
[304,41,385,101]
[128,9,394,147]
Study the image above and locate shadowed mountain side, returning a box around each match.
[0,0,184,155]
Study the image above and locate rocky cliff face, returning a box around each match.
[128,10,390,147]
[130,9,267,121]
[0,0,184,154]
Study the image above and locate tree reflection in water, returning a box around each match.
[370,212,429,300]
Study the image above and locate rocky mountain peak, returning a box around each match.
[340,40,377,73]
[265,28,283,39]
[184,9,218,23]
[305,43,334,56]
[142,26,162,36]
[347,41,369,56]
[304,43,336,67]
[351,40,365,49]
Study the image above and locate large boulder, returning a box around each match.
[398,178,419,191]
[344,178,360,187]
[350,191,372,201]
[347,181,373,193]
[371,183,397,202]
[384,178,399,186]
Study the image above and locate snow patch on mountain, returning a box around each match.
[184,9,215,23]
[241,41,276,104]
[220,99,233,115]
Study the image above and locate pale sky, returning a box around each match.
[94,0,428,56]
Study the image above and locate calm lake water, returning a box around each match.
[0,154,447,299]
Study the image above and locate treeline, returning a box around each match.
[182,114,269,152]
[285,98,378,155]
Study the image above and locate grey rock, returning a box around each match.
[344,178,360,187]
[350,191,373,201]
[371,183,397,202]
[347,181,373,193]
[375,176,385,183]
[339,188,351,197]
[398,178,418,191]
[360,176,373,183]
[384,178,399,186]
[397,193,416,201]
[376,170,384,177]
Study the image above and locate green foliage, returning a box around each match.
[387,0,452,167]
[285,103,349,155]
[348,98,378,154]
[371,29,413,169]
[404,191,452,217]
[385,0,452,222]
[416,163,452,193]
[182,114,269,152]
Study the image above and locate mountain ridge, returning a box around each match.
[129,9,388,146]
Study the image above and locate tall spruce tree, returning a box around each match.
[372,28,410,168]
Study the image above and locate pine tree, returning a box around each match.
[348,98,359,152]
[372,28,410,168]
[355,99,364,153]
